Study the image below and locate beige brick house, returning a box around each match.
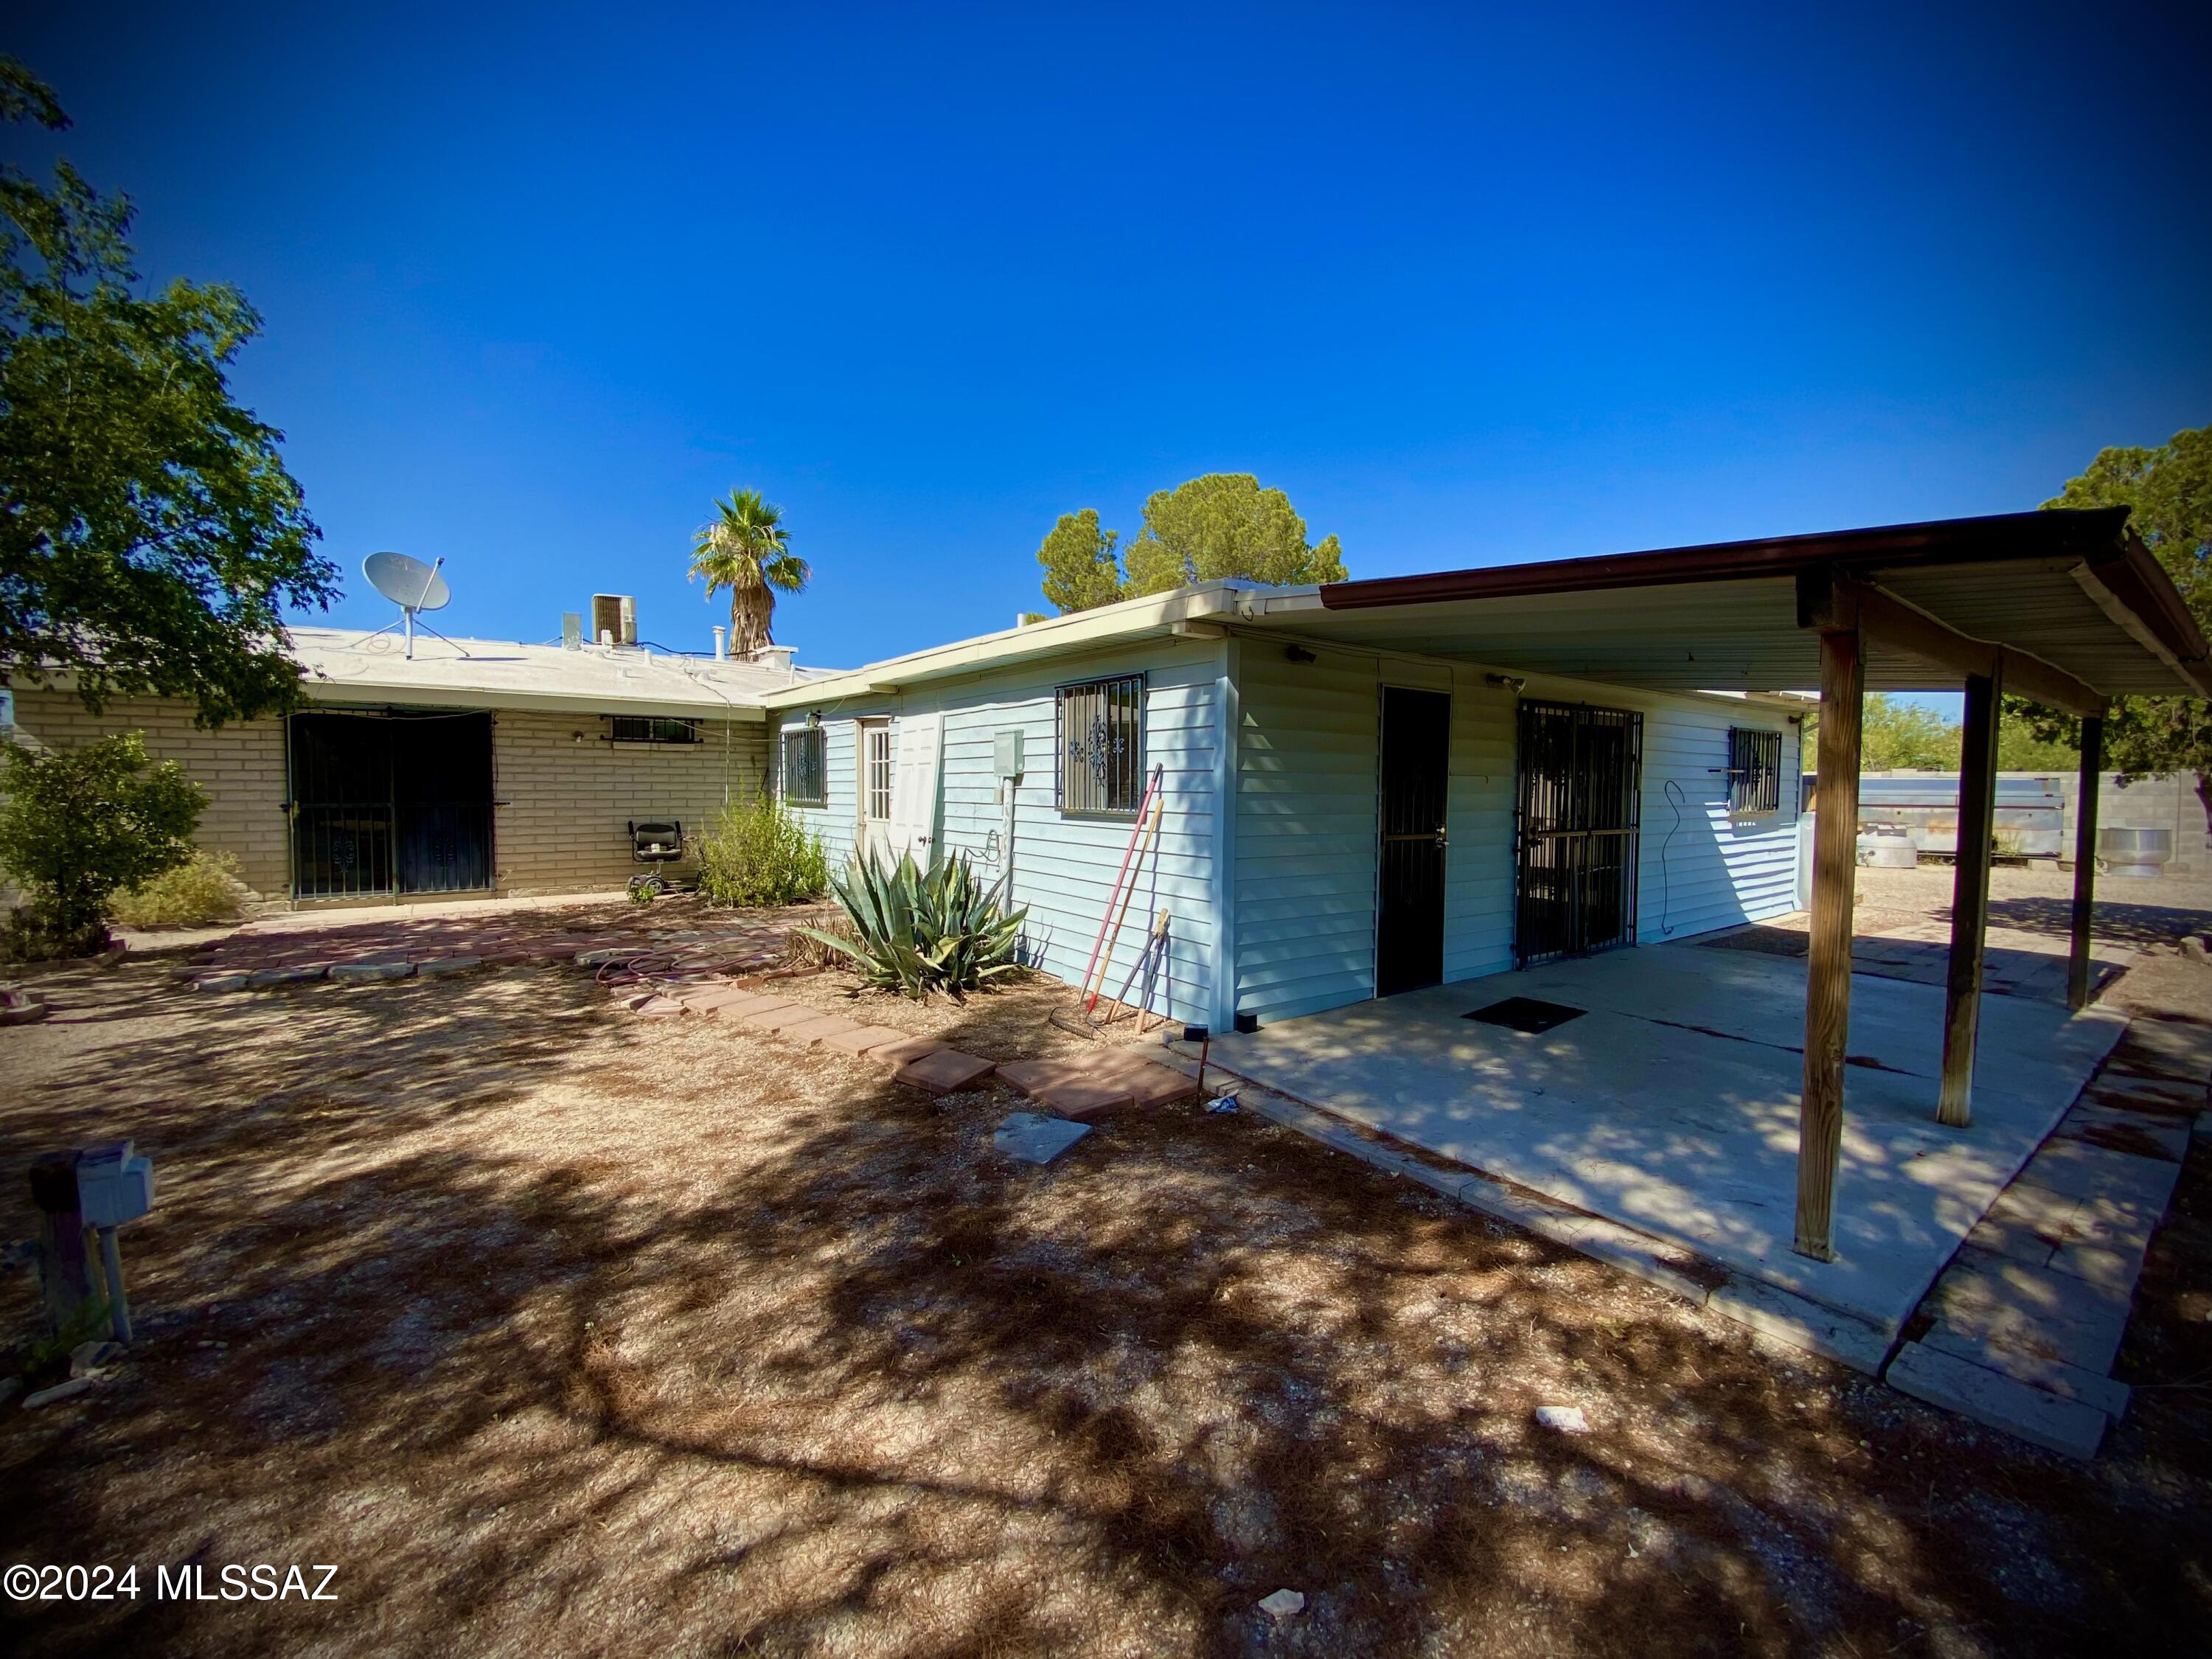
[4,627,821,910]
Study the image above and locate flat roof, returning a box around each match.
[291,628,829,718]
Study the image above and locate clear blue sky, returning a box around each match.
[10,1,2208,677]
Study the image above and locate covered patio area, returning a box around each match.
[1229,506,2211,1267]
[1202,942,2128,1335]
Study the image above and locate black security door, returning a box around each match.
[1513,700,1643,967]
[289,712,493,898]
[1377,686,1452,995]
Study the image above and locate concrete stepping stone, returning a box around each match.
[2015,1137,2184,1212]
[330,961,414,984]
[784,1015,863,1046]
[895,1047,996,1095]
[750,1003,831,1034]
[997,1051,1197,1119]
[248,965,327,987]
[870,1035,944,1069]
[1926,1246,2133,1375]
[415,956,482,977]
[817,1024,914,1058]
[993,1111,1091,1166]
[1885,1341,2107,1458]
[1919,1327,2129,1419]
[675,985,757,1013]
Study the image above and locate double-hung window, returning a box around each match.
[1055,674,1145,817]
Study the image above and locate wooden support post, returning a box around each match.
[2068,713,2106,1010]
[1795,628,1863,1261]
[1937,667,2002,1127]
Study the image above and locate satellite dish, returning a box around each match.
[364,551,452,613]
[354,552,467,659]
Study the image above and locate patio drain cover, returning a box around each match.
[1464,996,1586,1034]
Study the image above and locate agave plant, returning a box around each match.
[799,850,1027,998]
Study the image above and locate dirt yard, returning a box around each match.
[2,891,2210,1657]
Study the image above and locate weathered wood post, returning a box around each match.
[1796,624,1863,1261]
[1937,664,2003,1126]
[2067,712,2106,1010]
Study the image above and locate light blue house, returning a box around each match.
[765,568,1804,1033]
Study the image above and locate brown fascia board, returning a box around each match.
[1318,507,2133,611]
[2087,530,2212,693]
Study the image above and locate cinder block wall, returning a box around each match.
[7,689,291,901]
[5,691,773,905]
[490,711,771,894]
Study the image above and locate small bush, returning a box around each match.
[0,734,205,959]
[695,796,830,909]
[108,849,246,928]
[800,850,1026,998]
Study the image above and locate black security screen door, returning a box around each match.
[1514,701,1643,967]
[289,712,494,899]
[1377,686,1452,996]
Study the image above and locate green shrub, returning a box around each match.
[0,734,205,959]
[695,796,830,908]
[108,849,246,928]
[800,850,1026,998]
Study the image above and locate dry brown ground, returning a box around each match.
[1,894,2209,1658]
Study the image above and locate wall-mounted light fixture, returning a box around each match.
[1485,672,1527,692]
[807,709,822,729]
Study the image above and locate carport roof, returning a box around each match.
[1295,507,2209,703]
[765,507,2207,710]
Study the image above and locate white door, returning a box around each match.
[857,720,894,865]
[884,711,943,865]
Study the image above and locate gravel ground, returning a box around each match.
[0,891,2208,1658]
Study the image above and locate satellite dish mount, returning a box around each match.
[356,552,467,659]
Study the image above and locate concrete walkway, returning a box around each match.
[1885,1015,2206,1456]
[1202,944,2126,1340]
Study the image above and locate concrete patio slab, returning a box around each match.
[1203,942,2126,1335]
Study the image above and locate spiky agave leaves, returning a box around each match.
[798,849,1028,998]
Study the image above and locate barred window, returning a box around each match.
[1056,674,1144,817]
[608,715,702,745]
[1728,726,1783,814]
[782,727,828,806]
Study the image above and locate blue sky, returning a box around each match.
[10,1,2208,684]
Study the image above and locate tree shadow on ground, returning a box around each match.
[0,956,2207,1657]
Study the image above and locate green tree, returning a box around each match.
[1803,695,1961,773]
[1035,508,1125,614]
[1122,473,1349,596]
[0,731,205,957]
[689,488,809,655]
[1,60,336,728]
[2008,425,2212,825]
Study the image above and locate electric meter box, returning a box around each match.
[993,730,1025,781]
[77,1140,154,1228]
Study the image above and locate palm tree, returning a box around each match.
[689,489,810,656]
